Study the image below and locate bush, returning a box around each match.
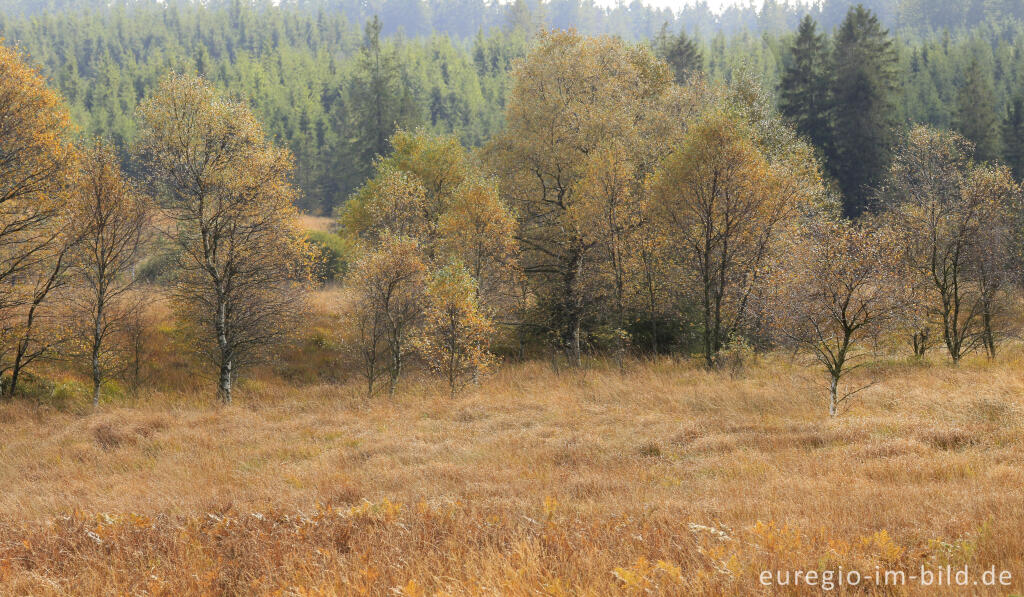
[6,373,88,411]
[307,230,351,283]
[136,244,179,284]
[717,335,756,375]
[50,381,89,410]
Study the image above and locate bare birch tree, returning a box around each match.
[879,126,1016,363]
[770,219,910,416]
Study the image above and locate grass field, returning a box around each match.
[0,345,1022,595]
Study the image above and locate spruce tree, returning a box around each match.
[654,23,703,83]
[351,17,401,173]
[1003,95,1024,180]
[345,16,420,202]
[779,15,831,157]
[956,55,1001,163]
[829,5,899,216]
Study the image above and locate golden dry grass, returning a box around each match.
[1,347,1023,595]
[300,214,337,233]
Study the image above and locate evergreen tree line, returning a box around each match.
[6,1,1024,216]
[777,9,1024,215]
[0,4,528,212]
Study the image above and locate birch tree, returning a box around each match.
[484,30,672,367]
[135,74,311,404]
[0,42,78,398]
[347,235,427,395]
[770,219,910,416]
[649,110,819,367]
[418,261,495,397]
[878,126,1012,363]
[68,141,152,407]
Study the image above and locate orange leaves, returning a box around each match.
[0,38,77,255]
[345,235,429,395]
[436,175,518,302]
[136,73,302,232]
[880,125,1022,362]
[861,529,906,565]
[364,169,430,241]
[64,140,153,403]
[649,110,766,226]
[0,40,77,208]
[344,498,404,523]
[484,31,680,363]
[612,557,687,593]
[0,41,85,397]
[348,236,429,314]
[752,520,803,555]
[397,578,425,597]
[768,217,911,413]
[341,128,475,257]
[573,139,644,255]
[384,128,470,213]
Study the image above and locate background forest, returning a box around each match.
[3,0,1024,213]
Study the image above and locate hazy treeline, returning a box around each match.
[0,5,525,212]
[3,0,1024,37]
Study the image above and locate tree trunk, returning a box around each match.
[649,316,659,356]
[701,273,715,369]
[911,329,928,357]
[8,315,34,399]
[982,310,996,358]
[7,357,22,400]
[702,322,714,369]
[388,339,402,396]
[10,332,34,400]
[91,302,103,408]
[91,354,101,408]
[365,353,377,398]
[216,300,232,405]
[563,247,584,368]
[218,359,232,405]
[612,234,626,373]
[828,374,839,417]
[567,317,582,368]
[129,313,143,396]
